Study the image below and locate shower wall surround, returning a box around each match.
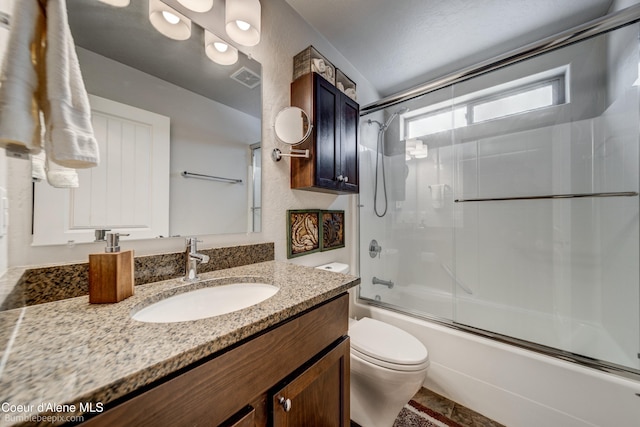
[359,19,640,374]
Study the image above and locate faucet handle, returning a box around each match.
[185,237,205,253]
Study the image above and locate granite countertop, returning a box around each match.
[0,261,360,426]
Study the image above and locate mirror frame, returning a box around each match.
[274,107,312,145]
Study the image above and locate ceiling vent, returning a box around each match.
[230,66,261,89]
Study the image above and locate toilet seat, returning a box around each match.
[349,318,429,372]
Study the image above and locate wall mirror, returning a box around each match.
[29,0,262,246]
[274,107,312,145]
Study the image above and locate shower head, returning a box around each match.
[383,107,410,129]
[367,107,410,131]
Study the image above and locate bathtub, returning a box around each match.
[351,289,640,427]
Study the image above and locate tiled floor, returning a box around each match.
[351,387,505,427]
[409,387,505,427]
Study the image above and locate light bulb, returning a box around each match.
[162,11,180,24]
[225,0,261,46]
[205,31,238,65]
[149,0,191,40]
[214,42,229,53]
[236,20,251,31]
[177,0,213,13]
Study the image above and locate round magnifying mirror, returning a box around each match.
[274,107,312,145]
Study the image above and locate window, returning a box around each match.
[403,68,567,139]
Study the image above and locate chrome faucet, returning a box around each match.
[185,237,209,281]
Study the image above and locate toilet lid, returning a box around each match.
[349,318,429,369]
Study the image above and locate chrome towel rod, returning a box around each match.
[181,171,242,184]
[455,191,638,203]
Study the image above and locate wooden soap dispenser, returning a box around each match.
[89,232,134,303]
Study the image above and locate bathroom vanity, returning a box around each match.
[85,295,350,426]
[0,261,359,426]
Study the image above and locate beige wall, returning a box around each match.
[0,0,12,276]
[5,0,378,271]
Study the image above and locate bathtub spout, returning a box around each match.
[372,277,394,288]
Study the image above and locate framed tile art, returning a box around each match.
[320,210,345,251]
[286,210,321,258]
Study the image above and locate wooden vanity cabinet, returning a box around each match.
[290,73,359,194]
[272,338,349,426]
[82,294,349,427]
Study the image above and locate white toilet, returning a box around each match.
[315,263,429,427]
[348,317,429,427]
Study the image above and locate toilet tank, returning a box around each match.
[315,262,349,274]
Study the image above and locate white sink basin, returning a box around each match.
[132,282,278,323]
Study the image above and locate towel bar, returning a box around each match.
[454,191,638,203]
[181,171,242,184]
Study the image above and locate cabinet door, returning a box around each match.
[314,75,340,190]
[219,406,255,427]
[338,94,359,193]
[272,337,350,427]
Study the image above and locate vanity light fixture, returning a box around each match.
[177,0,214,13]
[149,0,192,41]
[97,0,130,7]
[205,31,238,65]
[225,0,261,47]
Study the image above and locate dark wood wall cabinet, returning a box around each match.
[82,294,350,427]
[290,73,359,194]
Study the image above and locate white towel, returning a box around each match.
[31,150,46,181]
[0,0,45,151]
[46,154,79,187]
[32,110,79,187]
[311,58,326,73]
[44,0,99,169]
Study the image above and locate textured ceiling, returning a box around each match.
[286,0,614,98]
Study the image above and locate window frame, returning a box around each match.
[403,68,568,139]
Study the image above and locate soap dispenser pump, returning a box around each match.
[89,232,134,303]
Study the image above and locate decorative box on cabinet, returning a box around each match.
[293,45,336,85]
[290,72,359,194]
[336,68,357,101]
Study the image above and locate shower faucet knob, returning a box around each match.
[369,239,382,258]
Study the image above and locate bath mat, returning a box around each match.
[393,400,464,427]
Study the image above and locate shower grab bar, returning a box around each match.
[454,191,638,203]
[181,171,242,184]
[372,277,394,289]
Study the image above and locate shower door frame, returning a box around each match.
[357,4,640,381]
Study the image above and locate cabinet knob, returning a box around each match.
[343,176,349,183]
[337,175,344,182]
[278,396,292,412]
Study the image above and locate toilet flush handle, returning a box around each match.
[278,396,292,412]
